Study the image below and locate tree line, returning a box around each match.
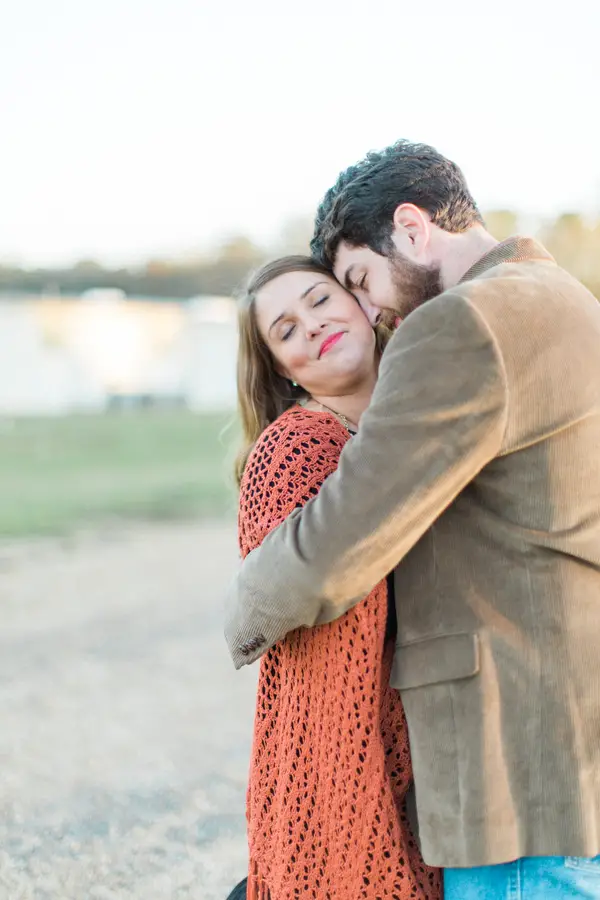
[1,213,599,301]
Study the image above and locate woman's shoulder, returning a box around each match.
[239,406,350,553]
[246,405,349,473]
[240,406,350,503]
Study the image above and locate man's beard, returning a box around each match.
[388,248,443,320]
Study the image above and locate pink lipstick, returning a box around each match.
[319,332,345,358]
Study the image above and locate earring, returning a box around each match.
[291,381,298,388]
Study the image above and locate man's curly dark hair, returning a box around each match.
[311,140,483,268]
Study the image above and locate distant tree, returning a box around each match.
[201,236,266,296]
[217,236,263,264]
[72,259,104,272]
[483,210,519,242]
[144,259,172,277]
[540,213,600,296]
[1,213,598,302]
[540,213,586,271]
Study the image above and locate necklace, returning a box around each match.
[316,401,357,434]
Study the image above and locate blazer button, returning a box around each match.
[256,634,266,646]
[240,644,250,656]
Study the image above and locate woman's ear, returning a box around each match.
[274,362,299,389]
[275,362,292,382]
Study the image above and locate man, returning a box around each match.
[225,141,600,898]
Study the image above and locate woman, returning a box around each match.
[235,255,441,900]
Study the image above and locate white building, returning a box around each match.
[0,300,106,415]
[181,297,238,412]
[0,293,239,416]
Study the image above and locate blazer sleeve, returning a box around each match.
[225,290,509,669]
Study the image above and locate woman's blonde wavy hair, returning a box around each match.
[235,255,393,484]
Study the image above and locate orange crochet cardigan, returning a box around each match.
[238,406,442,900]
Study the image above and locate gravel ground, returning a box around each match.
[0,521,256,900]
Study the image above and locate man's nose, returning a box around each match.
[357,295,381,326]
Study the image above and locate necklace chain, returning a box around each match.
[317,401,356,433]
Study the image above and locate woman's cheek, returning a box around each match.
[287,349,308,372]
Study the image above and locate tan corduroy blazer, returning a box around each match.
[225,237,600,868]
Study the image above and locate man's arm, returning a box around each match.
[225,290,508,668]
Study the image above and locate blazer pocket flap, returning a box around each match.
[393,632,480,690]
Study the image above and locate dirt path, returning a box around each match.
[0,520,256,899]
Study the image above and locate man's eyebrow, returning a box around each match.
[343,266,356,291]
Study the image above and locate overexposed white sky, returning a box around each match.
[2,0,599,266]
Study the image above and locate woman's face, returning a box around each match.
[254,270,377,397]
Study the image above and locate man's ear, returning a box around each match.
[392,203,431,257]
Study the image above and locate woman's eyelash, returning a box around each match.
[280,295,328,339]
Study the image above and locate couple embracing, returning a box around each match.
[225,140,600,900]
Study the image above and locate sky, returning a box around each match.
[1,0,599,267]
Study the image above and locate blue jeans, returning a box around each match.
[444,856,600,899]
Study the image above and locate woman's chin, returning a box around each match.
[324,351,373,379]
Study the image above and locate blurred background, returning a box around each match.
[1,1,599,897]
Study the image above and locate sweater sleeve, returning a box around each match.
[238,409,350,560]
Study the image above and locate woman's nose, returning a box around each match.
[305,316,324,338]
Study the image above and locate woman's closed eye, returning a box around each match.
[280,294,329,340]
[281,295,328,340]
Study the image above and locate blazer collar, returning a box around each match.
[459,236,555,285]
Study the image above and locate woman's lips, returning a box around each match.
[319,331,345,358]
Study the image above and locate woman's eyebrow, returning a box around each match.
[300,280,328,299]
[269,281,329,333]
[268,312,286,334]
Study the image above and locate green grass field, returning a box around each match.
[0,411,239,538]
